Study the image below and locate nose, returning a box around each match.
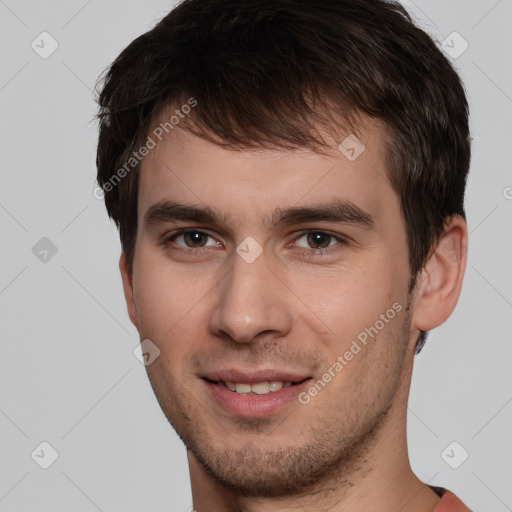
[209,245,293,344]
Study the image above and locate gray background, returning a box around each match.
[0,0,511,510]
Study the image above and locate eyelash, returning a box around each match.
[163,228,347,258]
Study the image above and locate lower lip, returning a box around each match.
[203,379,312,417]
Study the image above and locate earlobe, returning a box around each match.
[411,215,468,333]
[119,253,138,328]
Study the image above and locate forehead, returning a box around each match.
[137,117,397,231]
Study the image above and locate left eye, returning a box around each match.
[294,231,343,250]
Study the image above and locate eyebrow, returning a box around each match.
[143,199,375,231]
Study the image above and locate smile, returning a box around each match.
[207,379,310,395]
[202,375,313,417]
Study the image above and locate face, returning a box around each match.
[122,118,418,497]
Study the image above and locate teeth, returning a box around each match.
[225,381,236,391]
[251,381,270,394]
[235,383,252,394]
[269,381,284,392]
[223,380,293,395]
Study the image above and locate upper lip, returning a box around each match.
[202,368,312,384]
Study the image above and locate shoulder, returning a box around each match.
[430,487,472,512]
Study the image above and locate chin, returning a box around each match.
[191,441,335,497]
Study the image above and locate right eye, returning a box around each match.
[164,228,222,251]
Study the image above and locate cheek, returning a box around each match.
[131,249,215,352]
[320,299,410,409]
[131,254,183,346]
[297,258,402,346]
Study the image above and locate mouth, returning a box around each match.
[201,372,314,417]
[203,377,311,395]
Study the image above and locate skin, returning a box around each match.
[120,114,467,512]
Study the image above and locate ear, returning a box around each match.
[119,252,138,328]
[411,215,468,332]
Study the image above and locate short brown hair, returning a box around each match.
[96,0,471,346]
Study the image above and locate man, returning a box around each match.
[95,0,472,510]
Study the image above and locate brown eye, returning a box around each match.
[168,229,217,248]
[295,231,340,250]
[182,230,208,247]
[305,232,333,249]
